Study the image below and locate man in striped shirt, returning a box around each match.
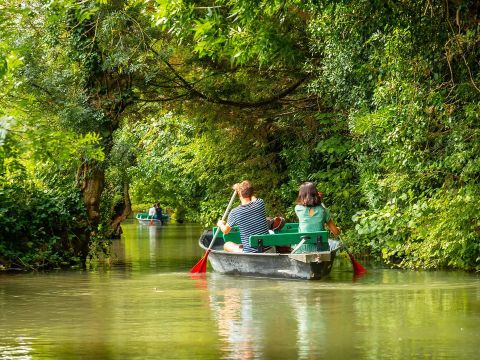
[217,180,269,253]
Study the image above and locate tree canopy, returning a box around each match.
[1,0,479,271]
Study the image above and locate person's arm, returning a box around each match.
[326,219,340,236]
[217,220,231,235]
[218,189,239,235]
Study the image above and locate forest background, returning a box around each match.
[0,0,479,271]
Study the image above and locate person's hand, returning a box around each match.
[217,220,225,228]
[232,183,239,192]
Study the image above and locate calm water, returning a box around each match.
[1,220,479,359]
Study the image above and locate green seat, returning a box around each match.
[249,231,329,252]
[214,223,298,239]
[214,223,298,244]
[213,223,327,251]
[213,226,242,244]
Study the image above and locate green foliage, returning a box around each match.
[0,182,86,270]
[2,0,480,272]
[123,1,480,272]
[351,186,480,271]
[0,44,104,270]
[324,1,480,271]
[0,125,88,270]
[0,114,90,269]
[153,0,308,66]
[118,113,209,223]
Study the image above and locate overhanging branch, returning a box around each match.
[150,47,308,108]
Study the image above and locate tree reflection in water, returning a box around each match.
[209,285,259,360]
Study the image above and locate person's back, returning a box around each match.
[293,182,340,253]
[228,198,269,253]
[148,205,156,218]
[217,181,269,253]
[295,204,329,233]
[155,204,163,219]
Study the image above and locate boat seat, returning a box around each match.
[213,226,242,244]
[249,231,329,252]
[213,223,324,251]
[214,223,301,244]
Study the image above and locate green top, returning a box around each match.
[293,205,331,253]
[295,204,331,232]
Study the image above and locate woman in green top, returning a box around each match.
[293,182,341,253]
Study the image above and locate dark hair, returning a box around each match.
[296,182,322,207]
[237,180,254,198]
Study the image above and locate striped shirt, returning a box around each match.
[227,198,269,253]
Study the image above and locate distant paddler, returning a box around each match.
[148,204,156,225]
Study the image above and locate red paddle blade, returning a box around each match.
[348,252,367,275]
[190,251,210,273]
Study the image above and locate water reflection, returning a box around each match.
[291,287,327,360]
[206,276,322,360]
[1,223,479,360]
[148,225,157,265]
[0,337,34,360]
[209,285,259,360]
[201,269,480,360]
[113,221,204,272]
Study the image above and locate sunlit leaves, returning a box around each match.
[2,0,480,271]
[334,1,480,270]
[151,0,308,67]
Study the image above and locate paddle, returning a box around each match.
[190,190,237,273]
[291,238,306,254]
[339,237,367,275]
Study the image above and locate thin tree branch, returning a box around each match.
[133,93,189,102]
[150,47,308,108]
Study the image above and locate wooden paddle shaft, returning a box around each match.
[206,190,237,252]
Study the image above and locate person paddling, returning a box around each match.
[148,204,156,225]
[216,181,270,253]
[293,182,340,253]
[154,203,163,224]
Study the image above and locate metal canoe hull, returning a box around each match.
[199,231,336,280]
[136,218,162,226]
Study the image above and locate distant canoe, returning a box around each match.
[198,223,339,280]
[135,212,169,226]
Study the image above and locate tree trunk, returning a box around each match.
[76,161,105,258]
[110,181,132,238]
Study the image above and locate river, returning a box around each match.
[1,220,479,359]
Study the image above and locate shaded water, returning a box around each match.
[1,220,479,359]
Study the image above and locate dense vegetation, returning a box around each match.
[1,0,479,271]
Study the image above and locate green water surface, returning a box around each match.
[1,221,479,359]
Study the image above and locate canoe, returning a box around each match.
[135,212,169,226]
[198,223,340,280]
